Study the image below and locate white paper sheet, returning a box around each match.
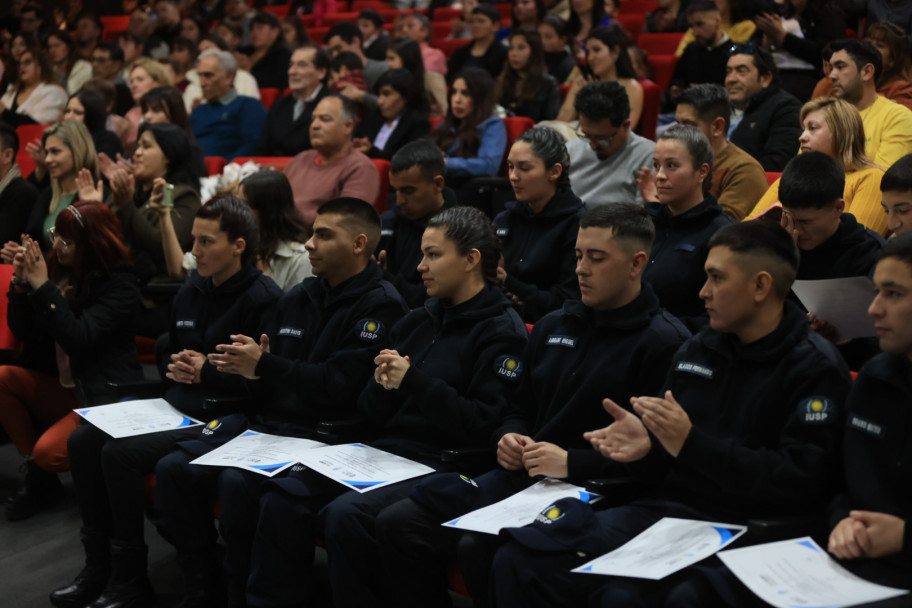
[76,398,203,438]
[292,443,435,492]
[442,478,596,535]
[571,517,746,580]
[718,537,909,608]
[190,430,326,477]
[792,277,877,340]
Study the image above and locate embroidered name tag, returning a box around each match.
[380,229,394,237]
[546,335,578,348]
[675,361,714,379]
[278,327,303,338]
[848,414,886,438]
[175,319,196,328]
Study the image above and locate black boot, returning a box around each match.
[86,541,155,608]
[174,548,227,608]
[4,458,65,521]
[50,527,112,608]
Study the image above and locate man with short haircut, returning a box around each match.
[248,11,292,90]
[880,153,912,237]
[665,1,730,109]
[726,46,802,171]
[378,140,459,307]
[0,123,37,246]
[91,42,133,116]
[490,220,851,608]
[190,49,267,160]
[283,95,381,227]
[324,22,389,92]
[153,0,182,48]
[154,198,409,607]
[18,3,45,39]
[829,38,912,169]
[375,203,690,607]
[74,11,102,61]
[358,9,390,61]
[566,81,655,206]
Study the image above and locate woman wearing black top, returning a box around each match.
[354,69,431,161]
[448,5,509,80]
[538,15,579,84]
[496,29,561,122]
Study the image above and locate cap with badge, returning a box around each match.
[176,413,250,457]
[500,497,608,555]
[409,472,485,520]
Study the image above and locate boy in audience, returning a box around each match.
[374,204,690,607]
[489,220,851,607]
[663,2,731,113]
[153,198,409,607]
[329,51,368,95]
[377,140,459,308]
[881,154,912,237]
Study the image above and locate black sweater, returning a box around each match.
[797,213,884,281]
[730,85,802,172]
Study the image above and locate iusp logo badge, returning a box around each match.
[535,503,565,525]
[202,419,221,436]
[800,396,834,424]
[494,355,523,382]
[459,475,478,487]
[357,319,383,342]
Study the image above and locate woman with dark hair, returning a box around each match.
[139,85,206,178]
[0,33,32,96]
[448,5,509,80]
[866,22,912,110]
[281,15,312,47]
[46,31,93,95]
[496,29,561,122]
[498,0,548,40]
[495,126,584,322]
[354,69,431,161]
[386,37,447,118]
[567,0,609,56]
[53,196,282,608]
[1,201,142,521]
[180,15,205,43]
[63,89,124,159]
[432,67,507,180]
[538,15,579,84]
[556,23,643,128]
[0,41,68,126]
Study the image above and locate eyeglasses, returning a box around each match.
[575,125,618,149]
[47,227,72,249]
[729,42,757,56]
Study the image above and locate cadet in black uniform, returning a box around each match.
[490,221,852,608]
[247,207,529,607]
[494,126,585,323]
[152,198,409,606]
[51,198,283,608]
[375,203,690,608]
[376,140,458,308]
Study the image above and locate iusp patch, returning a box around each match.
[535,503,566,525]
[800,396,835,424]
[459,475,478,487]
[357,318,384,342]
[202,419,221,436]
[494,355,523,382]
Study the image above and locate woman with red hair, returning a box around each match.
[1,200,143,521]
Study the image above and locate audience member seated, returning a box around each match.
[747,98,887,236]
[448,5,509,81]
[0,124,38,245]
[881,154,912,237]
[181,16,204,43]
[167,37,198,94]
[504,0,546,38]
[324,22,390,95]
[280,15,311,49]
[152,0,182,48]
[117,31,150,75]
[73,11,103,62]
[190,49,267,161]
[828,38,912,170]
[496,126,584,322]
[247,11,292,91]
[46,31,92,95]
[496,29,561,123]
[139,85,206,181]
[674,0,756,57]
[354,69,431,161]
[567,0,609,58]
[726,45,802,171]
[1,201,142,522]
[183,35,262,113]
[90,42,133,117]
[375,203,690,606]
[221,0,256,45]
[386,38,448,119]
[430,67,508,183]
[0,41,67,126]
[378,140,460,308]
[565,81,655,205]
[51,197,282,608]
[490,220,851,608]
[557,24,643,129]
[283,95,380,227]
[1,34,29,98]
[855,0,912,48]
[17,4,46,42]
[645,0,689,33]
[749,0,844,103]
[538,16,578,85]
[358,9,390,62]
[642,124,735,329]
[402,14,448,76]
[864,22,912,111]
[63,90,124,160]
[153,197,407,607]
[122,57,173,147]
[646,84,767,220]
[329,51,368,96]
[256,45,331,157]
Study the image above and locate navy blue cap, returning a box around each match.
[500,497,607,554]
[177,413,249,457]
[409,472,485,520]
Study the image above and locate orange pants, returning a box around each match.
[0,366,80,471]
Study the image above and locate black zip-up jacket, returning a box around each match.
[644,196,735,327]
[376,188,458,308]
[494,187,585,323]
[797,213,885,281]
[495,283,690,481]
[253,260,408,429]
[163,262,282,420]
[8,271,143,405]
[729,85,802,172]
[358,286,529,461]
[255,86,331,156]
[629,301,851,521]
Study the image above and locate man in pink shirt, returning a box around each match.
[283,94,380,227]
[402,14,448,76]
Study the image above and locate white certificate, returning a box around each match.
[443,478,596,535]
[76,398,203,438]
[792,277,877,340]
[718,537,909,608]
[293,443,435,493]
[573,517,747,580]
[190,430,326,477]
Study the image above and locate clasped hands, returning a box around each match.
[374,349,410,390]
[828,511,905,560]
[497,433,569,479]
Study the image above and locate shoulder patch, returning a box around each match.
[357,318,384,342]
[201,419,220,436]
[675,361,714,379]
[799,396,835,425]
[460,474,478,487]
[494,354,523,382]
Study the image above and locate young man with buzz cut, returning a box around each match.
[880,153,912,237]
[489,220,851,607]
